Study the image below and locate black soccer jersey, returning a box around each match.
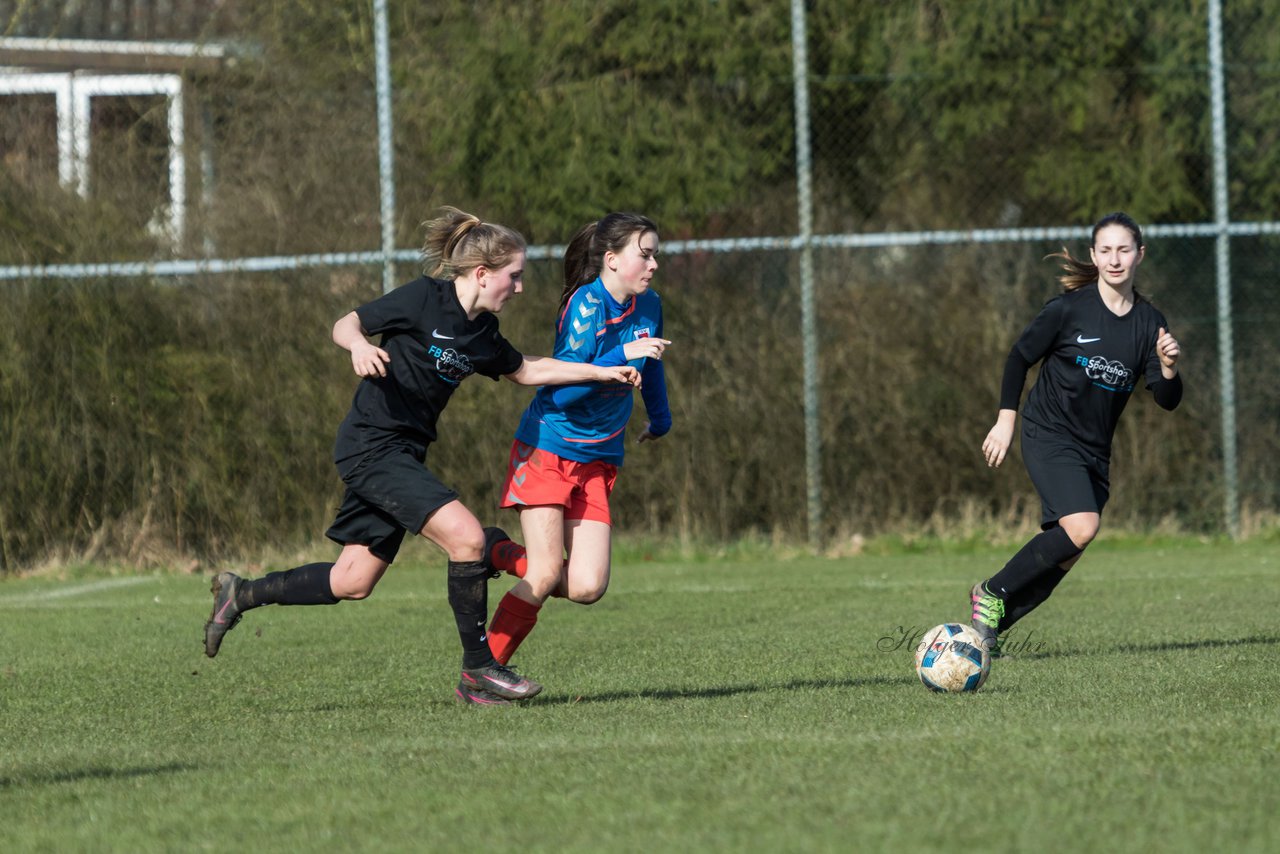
[1016,283,1168,460]
[333,276,523,461]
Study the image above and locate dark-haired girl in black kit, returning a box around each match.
[971,212,1182,652]
[201,207,640,705]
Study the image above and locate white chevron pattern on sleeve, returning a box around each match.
[568,293,599,351]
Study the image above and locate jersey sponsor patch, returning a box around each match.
[429,344,473,385]
[1078,354,1133,391]
[634,327,651,339]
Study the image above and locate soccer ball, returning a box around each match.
[914,623,991,693]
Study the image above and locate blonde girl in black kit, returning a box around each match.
[202,207,639,705]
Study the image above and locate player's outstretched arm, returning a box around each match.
[622,338,671,361]
[332,310,390,378]
[505,355,640,388]
[545,338,674,410]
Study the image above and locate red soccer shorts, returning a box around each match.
[499,441,618,524]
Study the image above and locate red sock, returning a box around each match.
[491,539,528,579]
[488,592,541,665]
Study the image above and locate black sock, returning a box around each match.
[986,526,1081,600]
[999,566,1069,632]
[238,562,339,609]
[447,560,495,669]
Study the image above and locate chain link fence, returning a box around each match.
[1,1,1276,570]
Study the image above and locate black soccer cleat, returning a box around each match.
[454,681,512,706]
[481,526,511,579]
[459,662,542,700]
[204,572,245,658]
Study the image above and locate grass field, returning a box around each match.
[2,539,1278,852]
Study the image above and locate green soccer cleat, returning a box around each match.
[969,581,1005,654]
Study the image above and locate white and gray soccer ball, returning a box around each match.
[915,623,991,693]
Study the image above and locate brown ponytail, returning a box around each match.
[558,212,659,313]
[1045,246,1099,292]
[1046,211,1145,294]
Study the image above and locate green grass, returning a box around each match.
[2,540,1278,852]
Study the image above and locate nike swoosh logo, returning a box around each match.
[432,329,454,340]
[214,598,234,625]
[1076,335,1101,344]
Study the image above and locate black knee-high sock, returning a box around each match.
[237,563,339,609]
[447,560,496,669]
[986,526,1081,600]
[999,566,1069,632]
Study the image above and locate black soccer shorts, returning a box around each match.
[325,442,459,563]
[1020,421,1110,530]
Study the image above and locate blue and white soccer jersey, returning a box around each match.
[514,277,669,466]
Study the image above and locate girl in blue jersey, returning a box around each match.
[482,212,673,667]
[971,212,1182,652]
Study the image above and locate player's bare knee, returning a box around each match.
[329,553,385,600]
[524,564,565,601]
[420,508,485,563]
[567,584,608,605]
[1061,516,1099,548]
[434,526,484,563]
[331,574,378,600]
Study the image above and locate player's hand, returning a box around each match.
[351,341,391,378]
[636,422,662,444]
[1156,327,1180,371]
[601,365,642,387]
[982,418,1015,469]
[623,338,671,361]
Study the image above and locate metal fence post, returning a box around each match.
[791,0,822,552]
[1207,0,1240,538]
[373,0,396,294]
